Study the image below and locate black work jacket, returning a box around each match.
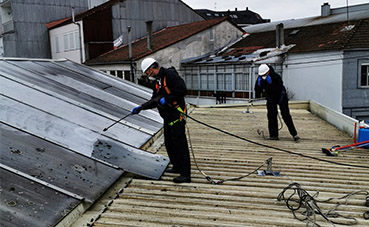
[254,70,286,104]
[141,67,187,122]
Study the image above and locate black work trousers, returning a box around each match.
[267,96,297,138]
[163,120,191,177]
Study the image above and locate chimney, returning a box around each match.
[321,2,331,17]
[276,23,284,48]
[127,26,132,59]
[146,21,153,51]
[235,7,237,11]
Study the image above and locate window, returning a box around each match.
[124,71,131,81]
[235,73,246,90]
[208,73,214,90]
[75,32,80,49]
[200,73,207,90]
[360,63,369,87]
[217,73,224,90]
[192,74,198,89]
[209,28,214,41]
[117,70,123,79]
[69,33,75,50]
[63,34,69,51]
[225,73,232,91]
[185,74,192,89]
[54,36,60,53]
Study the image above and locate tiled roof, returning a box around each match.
[231,19,369,54]
[85,17,237,65]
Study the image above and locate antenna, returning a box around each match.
[346,0,349,24]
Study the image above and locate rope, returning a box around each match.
[182,111,369,169]
[186,124,267,184]
[277,183,368,226]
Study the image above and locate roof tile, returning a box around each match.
[86,17,233,64]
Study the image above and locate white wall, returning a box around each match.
[49,22,85,63]
[283,51,343,112]
[88,0,108,9]
[137,21,243,74]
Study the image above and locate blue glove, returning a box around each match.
[131,106,142,115]
[159,97,166,105]
[257,76,262,86]
[266,75,272,84]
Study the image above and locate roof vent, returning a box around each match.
[321,2,331,17]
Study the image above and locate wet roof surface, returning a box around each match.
[0,168,80,227]
[0,58,167,226]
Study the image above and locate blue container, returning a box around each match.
[358,128,369,148]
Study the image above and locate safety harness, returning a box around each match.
[156,76,186,126]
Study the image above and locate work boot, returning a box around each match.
[165,168,179,173]
[293,135,301,142]
[173,175,191,183]
[266,136,279,140]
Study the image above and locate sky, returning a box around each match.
[181,0,369,21]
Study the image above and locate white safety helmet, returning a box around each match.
[258,64,270,76]
[141,57,157,73]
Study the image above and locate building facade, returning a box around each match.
[0,0,88,58]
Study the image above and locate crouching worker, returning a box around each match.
[254,64,300,142]
[131,57,191,183]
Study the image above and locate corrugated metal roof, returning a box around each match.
[0,58,168,226]
[89,106,369,227]
[243,5,369,33]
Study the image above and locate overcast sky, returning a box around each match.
[181,0,369,21]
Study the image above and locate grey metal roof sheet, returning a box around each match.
[0,123,123,203]
[0,58,168,226]
[0,168,80,227]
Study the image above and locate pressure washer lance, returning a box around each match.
[242,97,265,114]
[103,113,132,132]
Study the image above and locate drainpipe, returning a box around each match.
[276,23,284,48]
[128,26,134,82]
[251,63,255,99]
[72,7,83,63]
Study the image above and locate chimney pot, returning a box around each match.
[321,2,331,17]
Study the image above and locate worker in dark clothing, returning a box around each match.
[131,57,191,183]
[254,64,300,142]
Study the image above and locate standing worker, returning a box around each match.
[131,57,191,183]
[254,64,300,142]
